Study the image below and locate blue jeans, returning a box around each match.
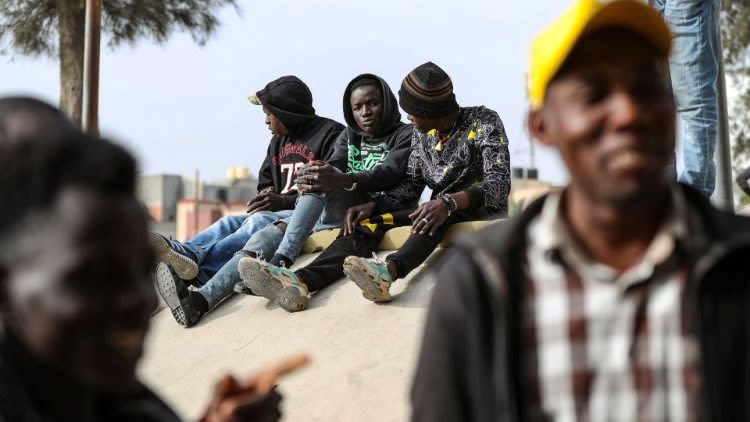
[274,190,363,259]
[198,191,366,309]
[183,210,293,283]
[652,0,720,196]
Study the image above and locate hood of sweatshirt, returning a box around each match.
[342,74,402,139]
[255,75,317,135]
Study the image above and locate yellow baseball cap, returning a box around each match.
[527,0,672,109]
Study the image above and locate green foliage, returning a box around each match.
[722,1,750,165]
[0,0,237,57]
[729,77,750,163]
[722,1,750,66]
[0,1,58,56]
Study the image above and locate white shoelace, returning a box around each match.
[371,252,387,266]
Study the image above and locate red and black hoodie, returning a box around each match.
[254,76,344,208]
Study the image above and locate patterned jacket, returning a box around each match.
[372,106,511,216]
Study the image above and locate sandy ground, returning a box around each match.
[139,251,438,421]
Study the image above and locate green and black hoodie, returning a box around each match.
[327,73,413,208]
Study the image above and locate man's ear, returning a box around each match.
[527,108,554,147]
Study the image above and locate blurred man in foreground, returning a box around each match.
[0,133,300,421]
[411,1,750,420]
[0,96,76,144]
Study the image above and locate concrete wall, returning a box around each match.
[162,176,183,222]
[509,177,558,211]
[139,173,257,223]
[202,184,256,203]
[138,174,184,223]
[175,199,247,242]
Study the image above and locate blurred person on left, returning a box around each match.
[0,133,292,421]
[0,95,77,144]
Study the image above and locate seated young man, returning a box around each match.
[164,73,414,324]
[153,75,344,327]
[0,134,284,421]
[242,73,414,269]
[239,62,512,312]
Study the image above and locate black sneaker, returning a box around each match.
[150,231,199,280]
[155,263,204,327]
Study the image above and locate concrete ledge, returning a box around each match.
[142,249,434,421]
[301,219,505,254]
[377,226,412,250]
[300,228,340,254]
[145,221,504,420]
[440,219,504,246]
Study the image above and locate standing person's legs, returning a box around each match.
[660,0,720,196]
[193,210,292,282]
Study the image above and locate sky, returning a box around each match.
[0,0,573,185]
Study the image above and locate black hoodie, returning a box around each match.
[255,76,344,205]
[326,74,413,199]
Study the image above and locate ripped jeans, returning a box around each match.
[197,191,367,309]
[183,210,293,283]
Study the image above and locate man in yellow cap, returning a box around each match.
[410,0,750,420]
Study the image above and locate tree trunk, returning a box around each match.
[58,1,86,128]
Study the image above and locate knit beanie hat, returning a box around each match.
[398,62,459,119]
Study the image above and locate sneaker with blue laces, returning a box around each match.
[343,254,393,302]
[237,257,309,312]
[149,231,199,280]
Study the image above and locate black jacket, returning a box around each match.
[411,184,750,422]
[256,116,344,207]
[0,333,180,422]
[326,74,413,196]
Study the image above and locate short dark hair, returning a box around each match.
[0,96,77,144]
[350,77,380,93]
[0,133,138,246]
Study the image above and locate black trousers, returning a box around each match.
[297,208,490,292]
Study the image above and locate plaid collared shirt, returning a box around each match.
[521,187,702,421]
